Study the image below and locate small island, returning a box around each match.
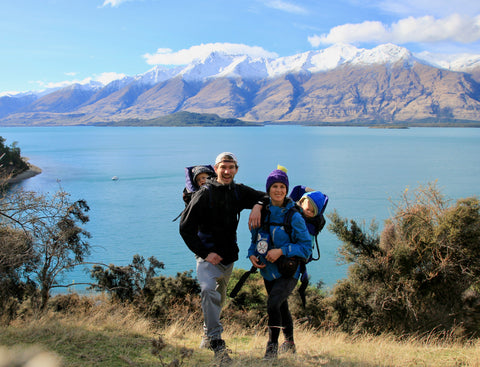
[94,111,262,127]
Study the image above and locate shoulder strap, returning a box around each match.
[282,205,299,242]
[267,205,299,243]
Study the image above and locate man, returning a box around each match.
[179,152,266,364]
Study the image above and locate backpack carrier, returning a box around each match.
[262,191,328,308]
[173,164,216,221]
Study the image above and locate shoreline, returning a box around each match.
[7,163,42,184]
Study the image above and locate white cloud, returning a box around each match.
[143,43,278,65]
[94,72,127,84]
[101,0,133,7]
[262,0,308,15]
[309,14,480,46]
[33,72,126,90]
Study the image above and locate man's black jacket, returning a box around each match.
[179,178,266,265]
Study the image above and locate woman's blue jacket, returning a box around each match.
[248,198,312,281]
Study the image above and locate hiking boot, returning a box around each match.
[199,334,211,349]
[210,339,232,365]
[263,341,278,360]
[279,340,296,354]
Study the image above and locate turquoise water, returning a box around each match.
[1,126,479,289]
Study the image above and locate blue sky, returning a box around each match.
[1,0,479,94]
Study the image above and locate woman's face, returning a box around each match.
[300,198,316,218]
[269,182,287,206]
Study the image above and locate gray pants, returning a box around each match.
[196,257,234,340]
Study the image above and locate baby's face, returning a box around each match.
[195,172,209,187]
[300,198,316,218]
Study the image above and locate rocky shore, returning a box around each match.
[7,163,42,184]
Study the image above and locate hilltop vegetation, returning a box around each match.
[1,293,479,366]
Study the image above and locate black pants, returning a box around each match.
[264,276,298,343]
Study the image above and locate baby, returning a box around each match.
[192,165,213,188]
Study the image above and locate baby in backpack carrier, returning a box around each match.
[192,165,214,188]
[290,185,328,218]
[182,165,216,205]
[289,185,329,243]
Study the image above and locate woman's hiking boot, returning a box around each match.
[279,340,296,354]
[210,339,232,365]
[263,341,278,360]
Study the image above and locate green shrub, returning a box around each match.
[142,270,201,322]
[90,255,164,302]
[327,183,480,337]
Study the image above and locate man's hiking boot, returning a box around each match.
[210,339,232,365]
[263,341,278,360]
[279,340,296,354]
[199,334,211,349]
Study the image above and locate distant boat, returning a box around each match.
[112,176,119,181]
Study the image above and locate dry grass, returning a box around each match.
[1,294,479,366]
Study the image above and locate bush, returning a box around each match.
[224,268,267,328]
[90,255,164,302]
[290,281,331,329]
[48,293,94,314]
[327,183,480,337]
[142,270,201,323]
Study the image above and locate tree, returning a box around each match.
[328,182,480,336]
[0,225,37,323]
[0,186,91,309]
[0,136,29,180]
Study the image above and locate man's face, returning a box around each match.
[215,161,238,185]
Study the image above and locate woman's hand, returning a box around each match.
[266,248,283,263]
[249,255,266,268]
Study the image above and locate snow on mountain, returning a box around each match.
[308,43,361,71]
[179,51,247,80]
[215,55,269,79]
[4,43,480,98]
[415,51,480,71]
[135,65,182,85]
[352,43,414,67]
[136,43,417,82]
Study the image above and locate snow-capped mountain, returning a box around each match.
[1,43,480,125]
[416,51,480,72]
[137,43,418,83]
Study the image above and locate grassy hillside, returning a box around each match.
[1,293,479,367]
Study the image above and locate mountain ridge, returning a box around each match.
[1,43,480,126]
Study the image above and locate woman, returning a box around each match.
[248,167,312,359]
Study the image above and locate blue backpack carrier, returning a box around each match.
[284,189,329,308]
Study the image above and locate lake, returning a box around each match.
[1,126,479,290]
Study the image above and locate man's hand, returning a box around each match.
[205,252,223,265]
[248,203,263,229]
[249,255,266,269]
